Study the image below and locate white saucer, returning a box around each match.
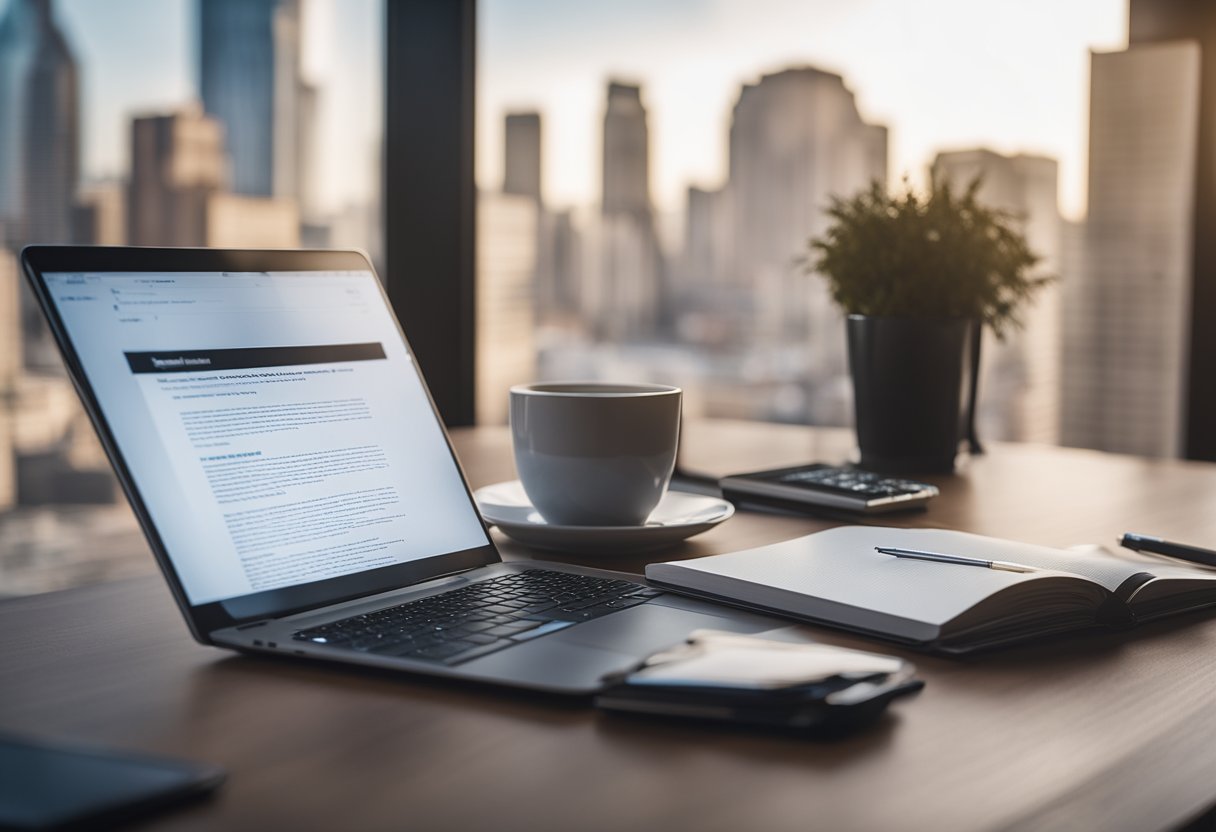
[473,480,734,555]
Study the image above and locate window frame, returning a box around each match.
[383,0,477,427]
[383,0,1216,461]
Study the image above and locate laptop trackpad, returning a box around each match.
[552,601,774,657]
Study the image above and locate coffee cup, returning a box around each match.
[509,382,682,527]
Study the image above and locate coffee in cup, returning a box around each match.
[509,382,682,526]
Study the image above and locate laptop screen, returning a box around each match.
[42,269,491,608]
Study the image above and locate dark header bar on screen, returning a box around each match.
[124,343,387,374]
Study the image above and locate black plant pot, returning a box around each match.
[846,314,976,474]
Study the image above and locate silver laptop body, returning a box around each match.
[22,246,783,695]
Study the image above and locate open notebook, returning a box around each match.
[645,527,1216,654]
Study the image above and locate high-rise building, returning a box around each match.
[127,104,300,249]
[1061,42,1200,457]
[596,81,663,338]
[0,0,36,247]
[205,192,299,248]
[476,190,538,425]
[0,249,19,510]
[544,209,581,320]
[127,104,228,246]
[602,82,651,219]
[72,180,126,245]
[0,0,78,372]
[0,250,19,386]
[682,185,730,287]
[931,150,1062,444]
[0,0,78,248]
[503,112,542,202]
[271,0,302,201]
[727,66,887,389]
[1128,0,1216,461]
[296,77,320,222]
[21,0,77,246]
[500,111,555,327]
[199,0,312,209]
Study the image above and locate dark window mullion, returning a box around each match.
[383,0,477,427]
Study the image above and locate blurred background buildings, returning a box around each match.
[0,0,1209,590]
[0,0,380,591]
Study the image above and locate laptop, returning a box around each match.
[21,246,787,695]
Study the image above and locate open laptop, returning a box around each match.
[22,247,788,695]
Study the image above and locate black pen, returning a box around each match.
[1119,533,1216,568]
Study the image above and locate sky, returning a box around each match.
[11,0,1126,222]
[479,0,1129,221]
[32,0,382,215]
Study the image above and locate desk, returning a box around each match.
[4,420,1216,832]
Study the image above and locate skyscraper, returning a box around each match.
[544,208,582,320]
[127,104,300,249]
[296,77,319,221]
[199,0,311,209]
[0,0,78,247]
[1128,0,1216,461]
[22,0,77,246]
[596,81,663,338]
[602,82,651,219]
[682,185,730,287]
[0,249,19,510]
[205,192,299,248]
[931,150,1062,444]
[71,181,126,246]
[476,190,538,425]
[127,105,228,246]
[727,67,887,391]
[0,0,35,246]
[1062,42,1200,456]
[0,0,78,370]
[499,111,551,324]
[503,112,542,202]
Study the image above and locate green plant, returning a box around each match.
[806,177,1052,339]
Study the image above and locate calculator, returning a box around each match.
[719,463,939,514]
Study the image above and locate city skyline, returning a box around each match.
[0,0,1202,470]
[9,0,1130,224]
[0,0,1210,617]
[3,0,380,217]
[0,0,355,518]
[479,0,1127,221]
[492,45,1196,457]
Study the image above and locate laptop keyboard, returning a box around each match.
[292,569,663,666]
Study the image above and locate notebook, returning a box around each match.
[645,526,1216,654]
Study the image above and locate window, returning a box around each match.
[0,0,383,594]
[475,0,1210,461]
[4,0,1213,598]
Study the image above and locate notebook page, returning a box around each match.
[1066,543,1216,582]
[648,526,1096,628]
[878,528,1150,591]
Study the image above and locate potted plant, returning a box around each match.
[806,177,1050,473]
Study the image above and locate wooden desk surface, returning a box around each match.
[4,420,1216,832]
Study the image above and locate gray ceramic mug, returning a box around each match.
[510,382,682,526]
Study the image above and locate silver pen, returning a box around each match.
[874,546,1037,574]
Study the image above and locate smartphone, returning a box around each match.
[0,733,225,831]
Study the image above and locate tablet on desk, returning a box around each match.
[0,734,224,831]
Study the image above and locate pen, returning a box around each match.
[1119,533,1216,568]
[874,546,1037,573]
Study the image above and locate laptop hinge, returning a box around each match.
[235,619,272,631]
